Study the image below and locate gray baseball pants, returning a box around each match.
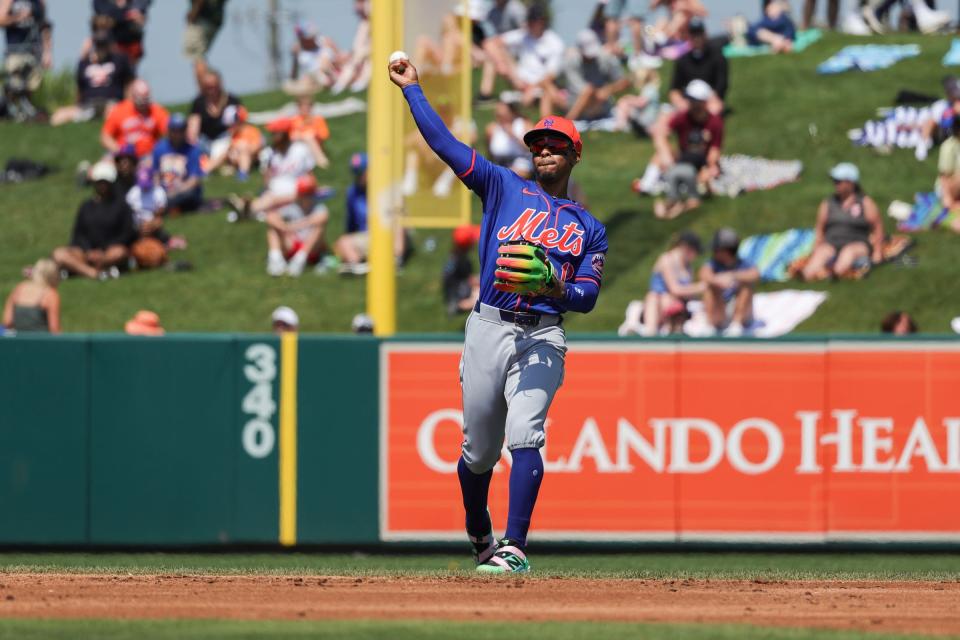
[459,303,566,474]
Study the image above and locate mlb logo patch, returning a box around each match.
[591,253,605,277]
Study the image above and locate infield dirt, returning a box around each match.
[1,574,958,636]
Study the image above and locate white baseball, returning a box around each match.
[389,50,409,65]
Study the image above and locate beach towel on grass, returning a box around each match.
[897,191,958,230]
[682,290,829,337]
[710,155,803,197]
[738,228,815,282]
[723,29,823,58]
[817,44,920,74]
[740,228,914,281]
[944,39,960,66]
[247,97,366,124]
[849,100,946,157]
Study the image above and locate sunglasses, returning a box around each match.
[529,137,572,155]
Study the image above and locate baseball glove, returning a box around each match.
[493,241,557,296]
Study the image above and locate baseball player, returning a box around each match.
[389,57,608,573]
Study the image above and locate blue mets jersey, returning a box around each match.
[403,84,607,315]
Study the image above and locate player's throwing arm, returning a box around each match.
[388,55,608,574]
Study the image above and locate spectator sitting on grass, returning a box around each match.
[481,4,565,117]
[638,80,723,218]
[52,161,136,281]
[113,144,138,194]
[641,231,705,336]
[126,165,187,250]
[648,0,708,44]
[51,28,133,126]
[101,79,169,159]
[699,228,759,337]
[187,68,241,149]
[205,105,262,180]
[92,0,150,67]
[0,0,52,122]
[745,1,796,53]
[615,57,661,136]
[477,0,527,101]
[881,310,918,335]
[936,118,960,230]
[591,0,646,61]
[2,257,60,333]
[265,174,330,277]
[284,20,339,94]
[801,163,884,281]
[151,113,204,214]
[290,93,330,170]
[485,97,530,167]
[560,29,630,121]
[334,152,371,275]
[230,117,317,220]
[669,17,726,115]
[330,0,371,95]
[443,224,481,315]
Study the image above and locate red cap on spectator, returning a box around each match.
[452,224,481,250]
[296,174,318,197]
[266,117,295,133]
[523,116,582,155]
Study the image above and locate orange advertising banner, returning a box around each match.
[381,342,960,543]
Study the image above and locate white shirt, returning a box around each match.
[259,141,316,196]
[126,185,168,227]
[278,202,328,241]
[500,28,565,85]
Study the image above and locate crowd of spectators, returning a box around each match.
[4,0,954,336]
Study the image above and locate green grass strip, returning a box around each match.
[3,552,960,580]
[0,619,953,640]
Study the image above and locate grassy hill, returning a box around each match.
[2,32,959,334]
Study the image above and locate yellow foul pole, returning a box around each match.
[367,0,400,336]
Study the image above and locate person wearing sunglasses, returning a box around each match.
[389,55,608,575]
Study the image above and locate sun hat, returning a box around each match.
[125,310,165,336]
[271,305,300,328]
[829,162,860,183]
[685,79,713,102]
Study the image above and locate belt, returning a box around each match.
[473,301,561,328]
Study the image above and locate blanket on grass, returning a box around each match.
[817,44,920,74]
[740,228,915,281]
[710,155,803,197]
[683,290,829,337]
[723,29,823,58]
[896,191,958,230]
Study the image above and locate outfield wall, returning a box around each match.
[2,335,960,546]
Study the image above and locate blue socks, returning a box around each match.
[457,456,492,537]
[504,447,543,549]
[458,449,545,548]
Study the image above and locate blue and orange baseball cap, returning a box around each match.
[523,116,582,155]
[350,152,368,174]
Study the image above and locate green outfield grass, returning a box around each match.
[2,32,960,334]
[0,619,952,640]
[3,551,960,580]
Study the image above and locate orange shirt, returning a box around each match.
[102,100,170,157]
[291,114,329,144]
[231,124,263,149]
